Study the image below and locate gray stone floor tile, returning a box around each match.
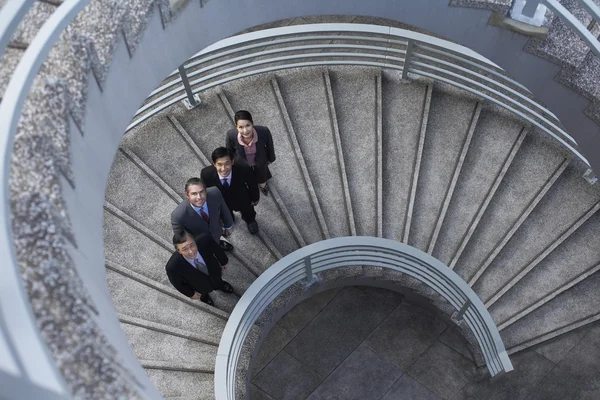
[252,289,341,377]
[251,383,276,400]
[408,342,477,399]
[382,375,441,400]
[454,350,555,400]
[365,302,447,370]
[252,351,323,400]
[527,329,600,400]
[438,327,474,361]
[284,287,402,377]
[306,343,402,400]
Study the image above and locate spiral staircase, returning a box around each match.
[3,0,600,399]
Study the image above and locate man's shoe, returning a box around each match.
[220,281,234,294]
[220,239,234,252]
[247,221,259,234]
[260,184,269,196]
[200,294,214,306]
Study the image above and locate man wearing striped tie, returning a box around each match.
[166,231,234,306]
[171,177,235,251]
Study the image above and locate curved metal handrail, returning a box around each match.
[0,0,92,396]
[214,237,513,399]
[126,23,588,167]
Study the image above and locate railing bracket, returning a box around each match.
[182,93,201,110]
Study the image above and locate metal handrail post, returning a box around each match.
[303,255,319,287]
[178,66,201,109]
[401,39,414,80]
[522,0,543,18]
[452,299,472,324]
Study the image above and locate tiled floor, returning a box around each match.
[250,286,600,400]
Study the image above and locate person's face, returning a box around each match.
[185,184,206,208]
[214,156,233,178]
[176,235,197,259]
[236,119,254,141]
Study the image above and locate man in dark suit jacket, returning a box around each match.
[171,177,235,251]
[166,231,234,306]
[201,147,260,234]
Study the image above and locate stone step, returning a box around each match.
[473,159,600,306]
[452,130,569,283]
[105,147,272,277]
[144,369,214,399]
[408,83,480,253]
[103,208,253,311]
[501,269,600,353]
[490,211,600,330]
[120,323,217,369]
[328,66,380,237]
[276,67,352,238]
[213,74,325,245]
[164,91,298,261]
[381,71,430,243]
[105,267,227,342]
[432,105,526,266]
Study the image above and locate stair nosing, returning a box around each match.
[106,259,229,320]
[449,126,528,269]
[118,313,221,346]
[403,82,433,243]
[271,76,331,240]
[485,200,600,307]
[468,157,571,285]
[139,360,215,373]
[427,101,482,255]
[323,69,357,236]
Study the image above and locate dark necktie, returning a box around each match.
[194,259,209,275]
[200,208,209,223]
[222,178,230,191]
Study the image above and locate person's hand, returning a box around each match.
[191,292,201,300]
[251,200,259,206]
[221,263,229,271]
[223,228,233,237]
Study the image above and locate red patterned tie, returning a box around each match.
[200,208,209,223]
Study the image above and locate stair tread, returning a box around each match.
[329,66,378,237]
[276,68,351,238]
[220,75,324,244]
[121,323,217,369]
[432,107,524,266]
[106,269,226,342]
[409,85,478,252]
[145,369,214,399]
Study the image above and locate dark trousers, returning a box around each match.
[198,270,224,295]
[228,201,256,224]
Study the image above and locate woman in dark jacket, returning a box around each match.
[226,110,276,195]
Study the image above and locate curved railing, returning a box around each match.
[127,23,589,167]
[214,237,513,399]
[0,0,91,398]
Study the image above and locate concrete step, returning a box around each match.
[328,66,380,237]
[432,105,526,266]
[144,369,214,399]
[103,208,253,310]
[105,147,273,278]
[408,83,480,253]
[105,267,227,342]
[120,323,217,369]
[216,76,323,246]
[473,159,600,306]
[276,67,353,238]
[502,268,600,353]
[490,205,600,330]
[166,90,299,260]
[452,130,569,283]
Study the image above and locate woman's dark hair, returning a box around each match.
[211,147,233,163]
[173,231,192,249]
[234,110,253,125]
